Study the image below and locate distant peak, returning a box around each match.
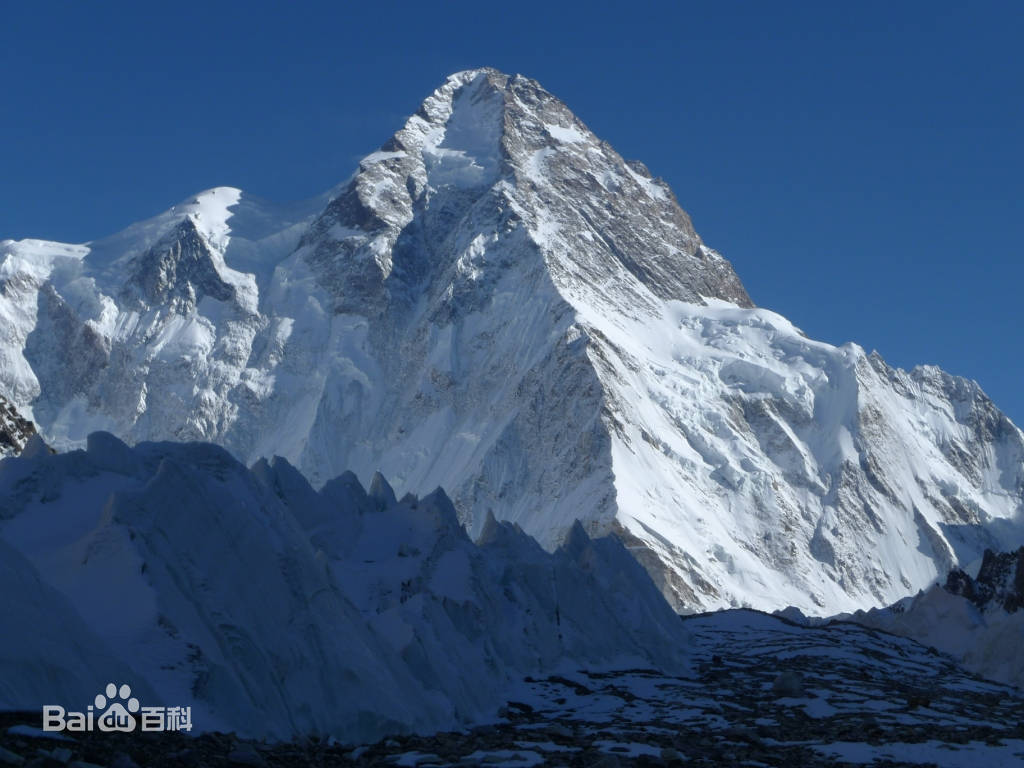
[194,185,243,199]
[119,215,236,313]
[414,67,554,133]
[444,66,505,83]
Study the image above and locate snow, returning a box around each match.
[148,312,216,360]
[0,239,90,404]
[361,150,406,165]
[421,72,504,189]
[853,576,1024,694]
[483,608,1024,766]
[816,739,1024,766]
[0,433,691,742]
[622,161,669,201]
[551,289,1024,612]
[545,123,588,144]
[591,740,662,757]
[460,749,545,766]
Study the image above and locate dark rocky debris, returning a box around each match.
[4,611,1024,766]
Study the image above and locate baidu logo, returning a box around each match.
[43,683,192,733]
[94,683,139,731]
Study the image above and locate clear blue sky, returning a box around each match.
[3,2,1022,423]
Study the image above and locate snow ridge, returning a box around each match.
[0,433,689,741]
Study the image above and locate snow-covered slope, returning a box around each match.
[0,433,689,740]
[852,548,1024,691]
[2,68,1023,614]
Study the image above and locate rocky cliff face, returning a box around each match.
[2,68,1023,614]
[945,547,1024,612]
[0,395,35,457]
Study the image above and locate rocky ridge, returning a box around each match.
[0,395,34,457]
[945,547,1024,612]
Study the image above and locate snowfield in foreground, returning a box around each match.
[2,68,1023,616]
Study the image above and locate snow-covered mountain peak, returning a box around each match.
[298,68,751,316]
[3,68,1024,616]
[83,187,240,271]
[117,185,242,256]
[119,216,239,313]
[417,69,507,187]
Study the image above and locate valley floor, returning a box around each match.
[3,611,1023,767]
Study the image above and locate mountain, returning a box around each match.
[0,432,689,741]
[2,67,1023,614]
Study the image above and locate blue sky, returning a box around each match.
[2,1,1022,422]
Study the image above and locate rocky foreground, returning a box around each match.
[3,611,1023,767]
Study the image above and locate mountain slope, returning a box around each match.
[1,68,1023,614]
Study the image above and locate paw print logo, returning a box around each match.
[95,683,140,732]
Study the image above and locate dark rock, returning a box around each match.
[108,754,139,768]
[660,746,685,765]
[44,749,70,765]
[945,547,1024,612]
[771,670,804,697]
[226,742,264,766]
[162,748,197,767]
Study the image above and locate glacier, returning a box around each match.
[1,68,1023,614]
[0,432,689,740]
